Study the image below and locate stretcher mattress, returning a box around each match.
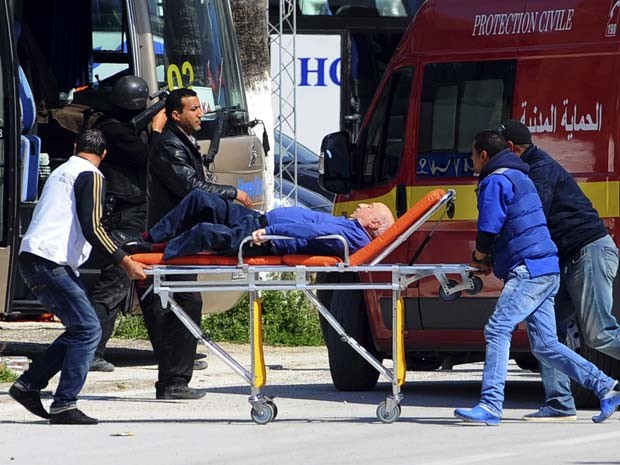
[131,188,447,266]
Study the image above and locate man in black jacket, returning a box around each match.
[143,88,251,400]
[499,120,620,422]
[88,76,166,372]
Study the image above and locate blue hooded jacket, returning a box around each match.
[477,149,559,280]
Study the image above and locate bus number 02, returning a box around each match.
[167,62,195,90]
[0,127,4,139]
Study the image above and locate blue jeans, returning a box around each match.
[149,190,261,259]
[539,235,620,413]
[17,253,102,411]
[480,265,616,415]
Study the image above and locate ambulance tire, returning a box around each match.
[325,288,380,391]
[572,342,620,408]
[315,272,340,342]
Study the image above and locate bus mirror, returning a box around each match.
[319,131,352,194]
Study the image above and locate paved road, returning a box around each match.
[1,335,619,465]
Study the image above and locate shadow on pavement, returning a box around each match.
[0,341,158,367]
[201,378,544,410]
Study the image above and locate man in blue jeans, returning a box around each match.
[453,130,620,425]
[10,129,149,425]
[129,189,395,260]
[498,120,620,421]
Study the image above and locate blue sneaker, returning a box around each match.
[454,404,501,426]
[592,390,620,423]
[522,406,576,422]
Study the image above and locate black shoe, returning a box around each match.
[49,408,98,425]
[193,360,208,371]
[121,240,153,255]
[9,384,49,419]
[89,356,115,372]
[156,385,206,400]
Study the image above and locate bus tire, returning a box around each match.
[572,342,620,408]
[325,288,380,391]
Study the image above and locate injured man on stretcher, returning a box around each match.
[126,189,396,260]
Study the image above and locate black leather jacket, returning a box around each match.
[147,122,237,227]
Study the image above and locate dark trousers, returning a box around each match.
[138,275,202,391]
[18,253,102,409]
[90,202,146,358]
[149,190,261,260]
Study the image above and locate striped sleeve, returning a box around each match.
[74,171,127,264]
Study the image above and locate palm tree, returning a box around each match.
[230,0,275,209]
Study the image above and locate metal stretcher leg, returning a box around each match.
[304,291,392,380]
[166,297,253,385]
[248,291,277,424]
[376,292,405,423]
[304,290,406,422]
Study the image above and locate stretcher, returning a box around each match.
[132,188,481,424]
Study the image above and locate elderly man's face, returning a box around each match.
[350,202,393,232]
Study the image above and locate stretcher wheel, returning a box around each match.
[250,402,277,425]
[376,401,401,424]
[439,279,461,301]
[465,276,484,295]
[266,400,278,420]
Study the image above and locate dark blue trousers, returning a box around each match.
[149,190,262,259]
[18,253,102,411]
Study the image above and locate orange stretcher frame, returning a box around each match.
[132,189,479,424]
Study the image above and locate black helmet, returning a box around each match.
[110,75,149,110]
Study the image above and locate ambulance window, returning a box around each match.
[417,61,515,178]
[92,0,131,82]
[360,66,413,186]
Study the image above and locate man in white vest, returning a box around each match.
[9,129,150,425]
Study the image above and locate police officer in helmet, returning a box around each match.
[88,75,166,372]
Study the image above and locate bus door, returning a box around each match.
[0,0,21,315]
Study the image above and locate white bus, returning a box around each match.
[0,0,266,317]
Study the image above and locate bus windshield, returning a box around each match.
[148,0,247,116]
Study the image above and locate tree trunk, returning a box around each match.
[230,0,275,209]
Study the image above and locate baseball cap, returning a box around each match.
[496,120,532,145]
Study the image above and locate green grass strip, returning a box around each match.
[113,290,324,346]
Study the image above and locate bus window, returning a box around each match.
[417,61,515,178]
[359,66,412,186]
[92,0,131,82]
[148,0,247,115]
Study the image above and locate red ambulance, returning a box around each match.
[318,0,620,406]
